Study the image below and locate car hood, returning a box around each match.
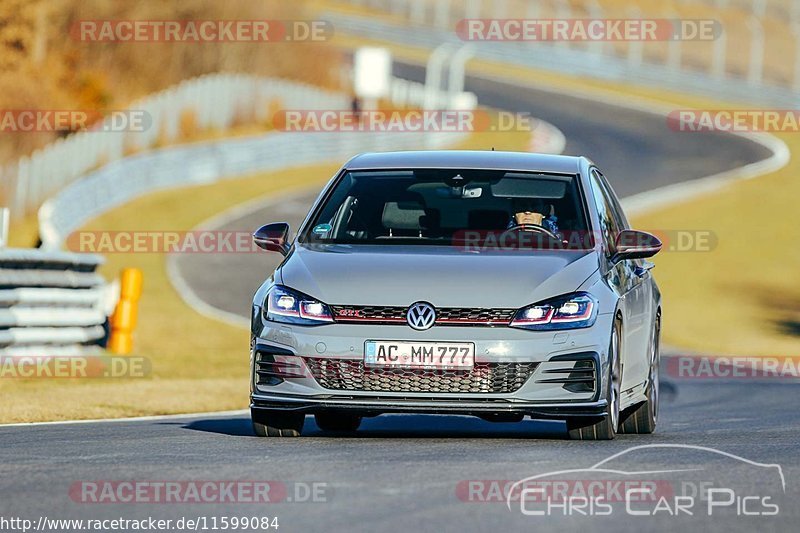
[279,244,599,308]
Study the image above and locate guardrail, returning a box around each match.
[1,75,351,220]
[35,72,536,247]
[2,67,564,249]
[2,72,479,224]
[0,248,111,356]
[33,74,570,247]
[331,1,800,107]
[39,128,470,248]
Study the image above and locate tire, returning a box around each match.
[251,409,304,437]
[620,314,660,435]
[314,412,362,432]
[567,318,622,440]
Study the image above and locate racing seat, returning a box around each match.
[379,200,426,238]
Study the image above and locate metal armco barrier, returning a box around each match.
[38,128,469,248]
[1,73,477,224]
[34,75,484,248]
[0,249,111,356]
[0,75,350,220]
[29,73,565,249]
[328,10,800,108]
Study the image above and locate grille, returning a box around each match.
[303,358,537,394]
[330,305,516,326]
[436,307,517,324]
[331,305,406,322]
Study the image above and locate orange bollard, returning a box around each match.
[108,268,143,355]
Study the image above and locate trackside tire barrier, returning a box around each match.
[0,249,111,356]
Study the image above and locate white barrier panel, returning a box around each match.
[0,249,108,353]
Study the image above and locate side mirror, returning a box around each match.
[253,223,290,256]
[614,229,662,261]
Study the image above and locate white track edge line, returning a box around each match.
[0,409,249,428]
[455,64,792,215]
[165,187,324,330]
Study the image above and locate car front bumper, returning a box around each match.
[250,312,615,420]
[251,393,608,419]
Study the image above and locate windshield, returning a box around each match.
[300,169,593,250]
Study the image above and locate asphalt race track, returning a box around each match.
[1,381,798,531]
[3,68,795,532]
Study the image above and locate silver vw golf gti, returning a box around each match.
[250,151,662,440]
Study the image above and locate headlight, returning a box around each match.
[265,285,333,325]
[510,292,597,330]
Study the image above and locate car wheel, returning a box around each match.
[619,314,660,434]
[567,318,621,440]
[251,409,304,437]
[315,412,362,432]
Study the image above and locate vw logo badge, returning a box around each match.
[406,302,436,330]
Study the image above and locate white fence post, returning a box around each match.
[793,25,800,91]
[586,0,605,56]
[494,0,508,20]
[526,0,540,20]
[424,43,455,109]
[666,11,682,70]
[14,158,29,216]
[554,0,572,50]
[410,0,425,25]
[0,207,9,247]
[433,0,451,30]
[448,44,475,100]
[28,150,42,209]
[711,24,728,79]
[747,16,764,85]
[627,8,644,68]
[388,0,405,17]
[465,0,480,20]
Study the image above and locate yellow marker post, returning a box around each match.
[108,268,143,355]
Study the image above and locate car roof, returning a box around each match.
[345,150,586,174]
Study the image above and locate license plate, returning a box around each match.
[364,341,475,370]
